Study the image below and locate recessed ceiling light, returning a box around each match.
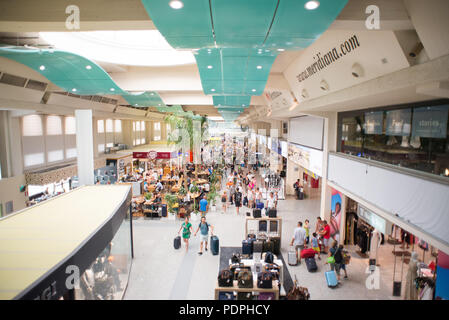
[110,88,115,92]
[150,92,155,95]
[257,65,263,69]
[169,0,184,9]
[211,89,216,92]
[242,104,246,107]
[305,1,320,10]
[277,48,285,52]
[72,88,77,92]
[39,65,45,70]
[207,65,213,69]
[135,104,138,106]
[252,89,256,92]
[86,65,92,70]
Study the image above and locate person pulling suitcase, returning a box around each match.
[194,216,214,255]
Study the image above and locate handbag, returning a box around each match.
[237,270,254,288]
[326,247,339,264]
[257,271,273,289]
[218,269,233,287]
[231,253,241,264]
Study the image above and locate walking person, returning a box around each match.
[319,220,331,254]
[221,190,228,213]
[194,216,214,255]
[304,219,310,245]
[199,195,208,217]
[327,240,344,283]
[234,187,243,215]
[178,216,193,253]
[311,233,321,260]
[266,192,275,211]
[290,221,307,265]
[255,187,263,207]
[247,188,255,209]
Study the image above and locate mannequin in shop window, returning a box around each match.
[369,228,382,264]
[329,202,342,243]
[404,252,419,300]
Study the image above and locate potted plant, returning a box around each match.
[207,190,218,212]
[144,192,153,201]
[164,193,178,220]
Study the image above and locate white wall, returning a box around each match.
[288,116,324,150]
[0,175,27,216]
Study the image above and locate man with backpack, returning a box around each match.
[194,216,214,255]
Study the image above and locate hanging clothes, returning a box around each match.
[404,258,419,300]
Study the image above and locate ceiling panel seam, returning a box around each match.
[263,0,281,46]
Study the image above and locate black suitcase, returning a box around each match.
[263,240,274,253]
[161,204,167,217]
[242,240,252,255]
[259,220,267,232]
[174,236,181,249]
[210,235,219,255]
[305,257,318,272]
[253,208,261,218]
[268,209,277,218]
[271,237,281,255]
[298,192,304,200]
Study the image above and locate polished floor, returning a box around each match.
[123,190,417,300]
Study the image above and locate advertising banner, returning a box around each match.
[287,143,323,177]
[364,111,383,135]
[412,105,448,138]
[330,189,343,242]
[386,108,412,136]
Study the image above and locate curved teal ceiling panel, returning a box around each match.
[213,96,251,107]
[266,0,349,50]
[141,0,214,49]
[0,45,166,108]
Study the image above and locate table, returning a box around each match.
[228,258,285,288]
[214,279,279,300]
[196,179,208,185]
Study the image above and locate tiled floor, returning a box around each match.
[124,191,417,300]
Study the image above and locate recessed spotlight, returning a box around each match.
[242,104,246,107]
[169,0,184,9]
[305,0,320,10]
[252,89,256,92]
[72,88,77,92]
[211,89,216,92]
[277,48,285,52]
[110,88,115,92]
[150,93,155,95]
[135,104,138,106]
[257,65,263,69]
[320,80,330,91]
[39,65,45,70]
[86,65,92,70]
[207,65,213,69]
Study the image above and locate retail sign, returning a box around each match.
[287,143,323,177]
[386,108,412,136]
[358,205,392,235]
[133,151,175,160]
[148,150,158,160]
[264,88,296,110]
[412,105,448,138]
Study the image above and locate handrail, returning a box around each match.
[329,152,449,187]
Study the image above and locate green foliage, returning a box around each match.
[144,192,153,200]
[207,190,219,206]
[178,186,187,196]
[164,193,178,212]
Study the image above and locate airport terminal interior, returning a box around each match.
[0,0,448,301]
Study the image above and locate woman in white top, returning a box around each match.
[255,188,263,206]
[266,192,275,210]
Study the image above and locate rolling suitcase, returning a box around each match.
[253,208,261,218]
[268,209,277,218]
[253,240,263,253]
[288,247,298,266]
[271,237,281,255]
[305,257,318,272]
[174,236,181,250]
[263,240,274,253]
[300,248,316,259]
[242,240,253,255]
[298,192,304,200]
[325,270,338,288]
[161,204,167,217]
[256,202,264,209]
[259,220,268,232]
[210,235,219,255]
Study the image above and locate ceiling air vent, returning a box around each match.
[25,79,48,91]
[0,73,27,87]
[101,97,111,104]
[80,95,93,100]
[92,96,102,102]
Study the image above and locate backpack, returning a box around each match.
[264,252,274,264]
[199,222,209,233]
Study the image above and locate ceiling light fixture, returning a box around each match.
[150,93,155,95]
[169,0,184,9]
[301,89,309,99]
[86,65,92,70]
[277,48,285,52]
[110,88,115,92]
[320,79,330,91]
[211,89,216,92]
[252,89,257,92]
[207,65,213,69]
[289,102,299,111]
[305,1,320,10]
[72,88,77,92]
[39,65,45,70]
[257,65,263,69]
[351,63,365,78]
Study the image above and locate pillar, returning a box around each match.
[75,109,94,186]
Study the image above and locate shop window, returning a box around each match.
[141,121,145,131]
[98,144,105,153]
[22,115,43,136]
[106,143,113,148]
[24,153,45,167]
[65,117,76,135]
[115,120,122,133]
[47,150,64,163]
[46,116,62,135]
[66,148,77,159]
[97,120,104,133]
[136,121,140,131]
[141,138,146,144]
[338,100,449,178]
[105,119,113,133]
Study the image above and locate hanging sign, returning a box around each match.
[412,105,448,138]
[358,205,392,235]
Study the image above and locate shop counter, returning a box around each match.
[0,185,133,300]
[214,279,280,300]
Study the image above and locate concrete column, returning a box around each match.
[75,109,94,186]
